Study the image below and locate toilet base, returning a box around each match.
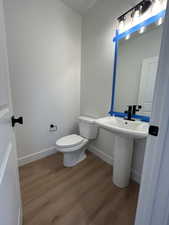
[63,148,87,167]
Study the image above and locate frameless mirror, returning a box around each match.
[114,23,163,119]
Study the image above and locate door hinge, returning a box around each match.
[149,125,159,137]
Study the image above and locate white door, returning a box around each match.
[138,56,158,116]
[0,1,22,225]
[135,1,169,225]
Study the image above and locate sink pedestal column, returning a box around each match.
[113,135,134,188]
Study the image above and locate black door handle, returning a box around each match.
[11,116,23,127]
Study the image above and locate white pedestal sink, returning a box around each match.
[96,116,149,188]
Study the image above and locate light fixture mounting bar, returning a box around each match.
[117,0,152,21]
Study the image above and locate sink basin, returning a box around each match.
[96,116,149,188]
[96,116,149,138]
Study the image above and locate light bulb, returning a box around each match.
[153,0,162,13]
[119,20,124,31]
[125,34,130,40]
[139,26,146,34]
[133,9,140,22]
[157,17,163,25]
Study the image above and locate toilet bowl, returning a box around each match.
[56,117,98,167]
[56,134,88,167]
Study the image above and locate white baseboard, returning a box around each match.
[18,207,22,225]
[88,144,141,184]
[88,144,113,166]
[18,146,58,167]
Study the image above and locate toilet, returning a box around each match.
[56,116,98,167]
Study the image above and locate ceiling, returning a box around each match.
[62,0,98,15]
[62,0,142,16]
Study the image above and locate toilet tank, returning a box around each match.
[78,116,98,139]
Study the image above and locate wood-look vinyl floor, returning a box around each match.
[19,152,139,225]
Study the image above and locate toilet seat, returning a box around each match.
[56,134,88,152]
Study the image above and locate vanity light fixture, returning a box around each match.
[118,0,152,22]
[115,0,166,41]
[117,0,153,32]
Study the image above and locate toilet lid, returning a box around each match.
[56,134,84,148]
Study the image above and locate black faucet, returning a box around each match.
[124,105,133,121]
[124,105,142,121]
[132,105,142,115]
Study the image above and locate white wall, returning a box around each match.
[4,0,82,164]
[81,0,151,183]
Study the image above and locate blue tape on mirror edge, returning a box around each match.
[109,10,166,122]
[109,112,150,122]
[109,30,119,114]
